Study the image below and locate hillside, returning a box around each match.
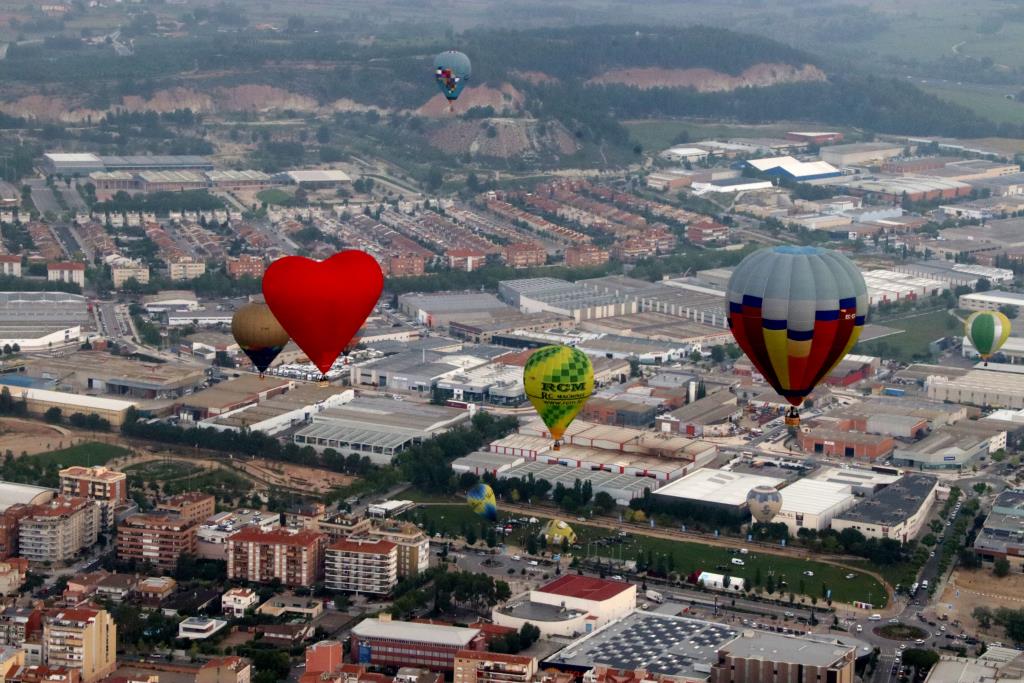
[0,23,1011,163]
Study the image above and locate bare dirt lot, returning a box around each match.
[239,458,354,495]
[0,418,79,456]
[937,569,1024,635]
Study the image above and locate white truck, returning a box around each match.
[645,589,664,604]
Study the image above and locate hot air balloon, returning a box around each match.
[523,345,594,450]
[965,310,1011,366]
[262,251,383,383]
[727,246,867,427]
[434,50,471,111]
[467,483,497,521]
[747,485,783,525]
[231,303,290,378]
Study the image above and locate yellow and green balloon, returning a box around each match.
[965,310,1011,365]
[467,483,497,521]
[523,345,594,448]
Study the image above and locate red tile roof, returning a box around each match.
[327,538,395,554]
[537,575,632,602]
[47,262,85,270]
[227,527,325,546]
[456,649,534,665]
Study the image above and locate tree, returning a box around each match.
[765,574,776,595]
[710,345,726,364]
[426,166,444,192]
[43,407,61,424]
[901,649,939,673]
[594,491,616,514]
[999,305,1017,320]
[976,278,992,292]
[689,350,702,363]
[973,606,994,629]
[994,557,1011,577]
[754,566,762,587]
[695,380,706,400]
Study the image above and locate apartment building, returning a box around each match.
[0,559,27,596]
[57,466,126,532]
[116,514,197,571]
[168,257,207,281]
[226,528,325,587]
[46,263,85,288]
[0,256,22,277]
[366,521,429,578]
[0,608,42,647]
[454,651,537,683]
[226,255,265,279]
[18,497,99,564]
[42,608,116,683]
[325,538,397,595]
[155,492,216,526]
[111,263,149,288]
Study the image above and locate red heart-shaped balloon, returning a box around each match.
[262,251,384,375]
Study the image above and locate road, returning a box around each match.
[55,183,87,211]
[26,178,61,215]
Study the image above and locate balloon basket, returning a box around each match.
[318,375,329,387]
[552,441,561,451]
[784,407,800,428]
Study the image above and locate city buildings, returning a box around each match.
[324,538,398,595]
[116,514,198,571]
[772,479,857,535]
[196,508,281,560]
[42,609,116,683]
[831,474,939,543]
[58,467,126,532]
[350,616,485,672]
[709,631,855,683]
[226,528,325,587]
[46,263,85,289]
[974,489,1024,570]
[363,521,430,578]
[110,262,150,288]
[0,292,89,352]
[494,576,636,638]
[652,470,785,518]
[454,651,537,683]
[18,497,99,564]
[154,492,216,526]
[178,617,228,641]
[0,256,22,278]
[221,588,258,618]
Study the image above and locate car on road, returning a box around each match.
[899,643,906,650]
[889,618,900,624]
[845,573,856,579]
[915,639,925,645]
[528,560,539,566]
[784,611,794,618]
[511,555,521,561]
[611,575,624,581]
[803,570,814,577]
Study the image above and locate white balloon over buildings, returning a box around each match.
[747,485,783,524]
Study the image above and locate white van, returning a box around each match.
[739,548,749,555]
[731,558,745,566]
[868,614,882,621]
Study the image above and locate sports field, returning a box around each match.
[409,504,887,606]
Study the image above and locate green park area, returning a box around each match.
[406,504,887,607]
[124,459,202,482]
[856,309,960,363]
[31,442,129,468]
[256,188,294,205]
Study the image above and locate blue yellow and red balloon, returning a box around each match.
[467,483,497,521]
[727,246,867,425]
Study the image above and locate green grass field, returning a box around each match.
[857,309,959,363]
[408,504,886,606]
[31,442,129,468]
[256,188,294,205]
[162,468,252,497]
[124,459,202,482]
[920,83,1024,125]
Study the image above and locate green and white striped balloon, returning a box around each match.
[965,310,1012,362]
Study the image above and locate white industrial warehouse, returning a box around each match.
[652,469,785,514]
[772,479,857,534]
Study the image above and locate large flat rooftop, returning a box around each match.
[547,611,737,679]
[834,474,937,526]
[652,469,785,507]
